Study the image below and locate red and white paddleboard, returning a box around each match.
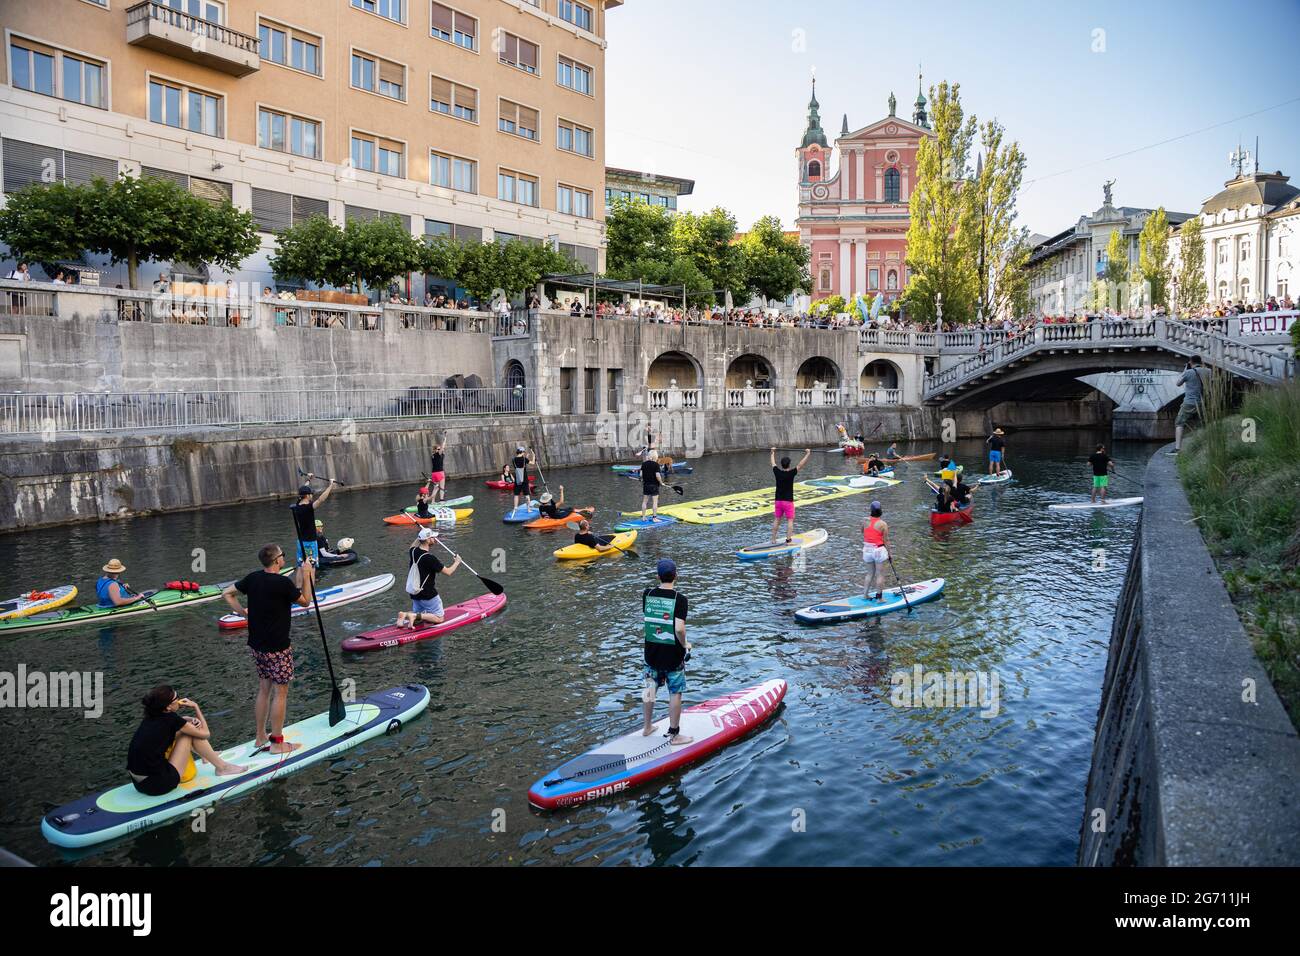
[340,592,506,652]
[527,678,787,810]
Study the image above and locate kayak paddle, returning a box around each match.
[291,523,346,726]
[122,582,162,613]
[428,535,505,596]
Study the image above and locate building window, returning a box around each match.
[1240,240,1251,262]
[149,78,222,136]
[258,21,321,76]
[498,99,539,141]
[557,119,593,157]
[819,269,832,292]
[352,52,405,100]
[430,75,477,122]
[558,0,593,32]
[887,270,898,290]
[869,268,879,289]
[807,160,821,179]
[884,168,900,203]
[1277,278,1288,299]
[498,169,538,207]
[351,0,403,24]
[558,184,593,218]
[10,40,106,109]
[167,0,224,23]
[1217,241,1228,265]
[1240,278,1250,300]
[557,55,593,95]
[351,133,403,177]
[430,2,477,49]
[258,108,320,159]
[498,33,539,74]
[431,151,476,193]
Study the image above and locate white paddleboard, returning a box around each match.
[218,573,394,629]
[978,469,1014,485]
[737,528,828,561]
[1048,497,1143,511]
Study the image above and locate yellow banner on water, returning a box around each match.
[627,482,874,525]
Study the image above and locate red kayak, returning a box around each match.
[930,503,974,527]
[485,477,536,490]
[340,592,506,652]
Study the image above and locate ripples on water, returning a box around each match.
[0,433,1155,866]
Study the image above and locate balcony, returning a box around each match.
[125,1,260,77]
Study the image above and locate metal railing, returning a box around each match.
[1,287,57,317]
[0,387,536,437]
[126,0,261,55]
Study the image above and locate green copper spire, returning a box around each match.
[801,76,828,148]
[912,68,929,128]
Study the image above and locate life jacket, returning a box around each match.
[96,576,128,607]
[863,517,886,546]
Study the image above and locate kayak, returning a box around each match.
[841,444,865,457]
[383,508,473,525]
[930,503,974,527]
[318,548,358,568]
[978,469,1014,485]
[0,585,77,621]
[504,502,540,523]
[524,509,594,530]
[404,495,472,511]
[486,477,535,490]
[795,578,945,624]
[737,528,828,561]
[217,573,394,629]
[611,462,693,474]
[41,684,430,849]
[882,452,937,463]
[341,592,507,652]
[624,467,692,480]
[527,678,787,810]
[0,579,246,636]
[1048,497,1144,511]
[554,530,637,560]
[613,514,678,532]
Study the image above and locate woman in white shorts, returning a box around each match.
[861,500,890,601]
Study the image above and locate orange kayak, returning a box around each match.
[524,508,594,530]
[382,508,473,525]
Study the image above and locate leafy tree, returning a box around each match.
[994,229,1033,319]
[1091,229,1127,311]
[1175,215,1208,313]
[1137,207,1171,308]
[738,215,809,304]
[967,119,1027,320]
[268,214,343,287]
[0,181,86,265]
[672,207,746,303]
[902,80,978,325]
[451,239,576,303]
[815,294,848,314]
[606,197,675,275]
[338,215,425,295]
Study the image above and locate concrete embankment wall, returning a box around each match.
[0,399,1109,533]
[1079,446,1300,865]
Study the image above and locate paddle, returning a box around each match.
[885,554,913,614]
[429,535,505,595]
[121,581,162,613]
[291,522,346,727]
[297,466,346,488]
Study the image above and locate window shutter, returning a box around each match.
[141,166,189,188]
[189,176,232,206]
[520,106,538,133]
[457,13,476,42]
[500,99,517,125]
[251,188,292,233]
[379,59,403,86]
[431,3,453,33]
[2,139,61,193]
[501,34,518,63]
[64,151,117,186]
[430,75,452,104]
[292,195,328,223]
[520,40,538,70]
[454,85,476,112]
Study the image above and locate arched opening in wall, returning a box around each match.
[502,359,527,410]
[807,160,821,180]
[646,350,701,389]
[859,360,900,390]
[726,353,775,389]
[796,356,841,389]
[1217,280,1229,303]
[886,269,898,291]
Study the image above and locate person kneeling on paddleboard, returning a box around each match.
[862,501,891,602]
[414,485,435,520]
[397,528,461,628]
[290,477,335,565]
[96,558,145,607]
[127,686,246,795]
[770,447,812,543]
[572,518,614,553]
[642,558,692,746]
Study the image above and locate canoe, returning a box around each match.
[524,508,594,530]
[930,502,974,527]
[383,508,473,525]
[554,530,637,560]
[882,452,937,463]
[736,528,828,561]
[0,585,77,621]
[341,592,507,652]
[404,495,472,511]
[485,477,535,490]
[795,578,946,624]
[217,573,394,629]
[0,578,245,635]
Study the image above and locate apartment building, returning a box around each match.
[0,0,620,289]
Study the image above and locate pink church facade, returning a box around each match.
[796,81,934,305]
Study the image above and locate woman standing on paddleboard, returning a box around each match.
[510,445,535,511]
[770,446,812,543]
[642,558,692,746]
[429,435,448,503]
[861,501,891,602]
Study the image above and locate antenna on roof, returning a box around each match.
[1254,136,1259,174]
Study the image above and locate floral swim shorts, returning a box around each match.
[251,647,294,685]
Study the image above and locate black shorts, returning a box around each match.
[642,484,660,497]
[513,481,528,495]
[132,763,180,797]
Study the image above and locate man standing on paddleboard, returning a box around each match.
[510,445,535,512]
[222,545,313,755]
[770,447,812,543]
[862,501,891,602]
[638,449,663,519]
[986,428,1007,476]
[642,558,692,746]
[429,435,448,503]
[290,476,336,565]
[1088,444,1115,503]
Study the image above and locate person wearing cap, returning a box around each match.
[290,474,336,565]
[538,484,591,521]
[985,427,1007,476]
[863,451,886,476]
[222,544,313,755]
[413,484,434,520]
[397,527,461,628]
[313,519,332,553]
[428,434,448,503]
[861,501,891,601]
[641,558,693,746]
[96,559,145,608]
[510,445,535,511]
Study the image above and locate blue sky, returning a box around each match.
[604,0,1300,238]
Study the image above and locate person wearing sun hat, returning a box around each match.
[396,527,461,628]
[96,558,145,608]
[986,426,1007,476]
[537,484,592,521]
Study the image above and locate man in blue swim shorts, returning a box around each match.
[641,558,693,746]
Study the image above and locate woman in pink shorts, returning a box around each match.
[770,446,811,543]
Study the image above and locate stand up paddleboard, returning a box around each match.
[736,528,828,561]
[217,573,394,629]
[41,685,430,849]
[341,592,507,651]
[614,514,678,532]
[405,495,473,511]
[0,585,77,620]
[795,578,945,624]
[504,502,541,523]
[383,508,473,525]
[1048,497,1144,511]
[527,679,787,810]
[978,469,1014,485]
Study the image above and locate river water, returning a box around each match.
[0,433,1156,866]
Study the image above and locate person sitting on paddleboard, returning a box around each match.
[414,485,435,519]
[429,436,448,503]
[642,558,693,747]
[511,445,535,511]
[96,558,145,607]
[986,428,1007,476]
[313,519,331,553]
[864,453,886,476]
[290,476,335,565]
[538,485,591,521]
[572,518,615,553]
[638,450,664,519]
[770,446,812,543]
[127,685,245,795]
[396,528,461,628]
[862,501,891,602]
[222,544,313,755]
[1088,444,1115,503]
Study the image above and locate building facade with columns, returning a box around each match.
[795,79,933,305]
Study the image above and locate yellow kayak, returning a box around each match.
[553,530,637,560]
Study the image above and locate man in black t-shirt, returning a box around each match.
[1087,444,1114,503]
[222,544,312,754]
[641,558,693,746]
[510,445,535,511]
[290,475,336,565]
[397,527,461,627]
[769,446,812,543]
[638,452,663,519]
[572,518,614,553]
[986,427,1007,476]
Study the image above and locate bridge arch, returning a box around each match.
[795,355,841,389]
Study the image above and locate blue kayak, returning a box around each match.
[614,514,678,531]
